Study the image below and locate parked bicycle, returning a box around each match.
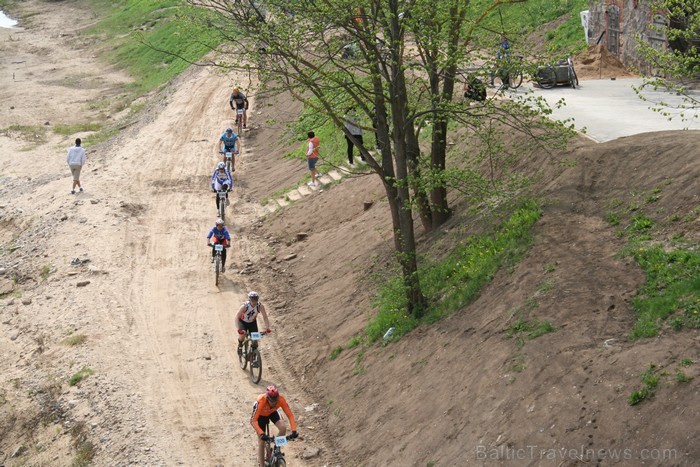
[536,56,578,89]
[239,329,267,383]
[263,431,296,467]
[493,54,524,90]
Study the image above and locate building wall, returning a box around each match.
[588,0,666,74]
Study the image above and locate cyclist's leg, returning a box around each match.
[243,108,248,127]
[221,247,227,269]
[271,412,286,436]
[237,319,248,346]
[257,417,270,467]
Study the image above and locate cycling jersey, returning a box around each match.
[220,132,239,149]
[250,393,297,436]
[240,300,262,323]
[207,226,231,242]
[211,168,233,190]
[230,91,249,109]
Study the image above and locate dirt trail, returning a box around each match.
[0,2,321,465]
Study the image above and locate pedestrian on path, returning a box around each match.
[306,131,321,186]
[66,138,86,194]
[344,110,365,165]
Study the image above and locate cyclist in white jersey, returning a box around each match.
[237,291,271,355]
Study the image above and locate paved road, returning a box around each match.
[524,78,700,142]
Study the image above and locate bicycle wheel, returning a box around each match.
[218,198,225,221]
[508,70,522,89]
[249,347,262,384]
[236,113,243,135]
[239,339,249,370]
[214,256,220,286]
[569,67,579,89]
[275,455,286,467]
[537,67,556,89]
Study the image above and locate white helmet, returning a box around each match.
[215,218,225,225]
[217,161,226,169]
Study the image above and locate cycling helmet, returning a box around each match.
[226,127,233,133]
[215,218,225,226]
[266,385,279,402]
[248,291,259,301]
[217,161,226,169]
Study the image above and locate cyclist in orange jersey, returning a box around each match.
[250,385,298,467]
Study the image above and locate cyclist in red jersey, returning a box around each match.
[250,385,298,467]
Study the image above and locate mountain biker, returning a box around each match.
[237,291,271,355]
[250,384,298,467]
[207,219,231,272]
[229,87,249,129]
[219,127,240,168]
[211,161,233,212]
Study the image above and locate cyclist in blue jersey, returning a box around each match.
[219,127,240,170]
[207,219,231,272]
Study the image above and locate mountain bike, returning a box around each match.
[216,189,228,221]
[263,431,296,467]
[235,108,244,135]
[224,151,234,173]
[239,330,267,383]
[212,243,225,286]
[219,150,239,172]
[493,54,523,90]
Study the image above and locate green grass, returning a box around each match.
[628,246,700,339]
[53,122,103,136]
[40,264,52,281]
[69,367,94,386]
[628,363,661,406]
[675,370,692,383]
[506,318,555,348]
[62,334,88,347]
[473,0,589,55]
[364,200,541,344]
[329,346,343,360]
[0,124,48,144]
[84,1,221,95]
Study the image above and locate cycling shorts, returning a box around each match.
[257,410,281,433]
[238,318,259,333]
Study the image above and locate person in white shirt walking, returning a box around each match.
[66,138,87,194]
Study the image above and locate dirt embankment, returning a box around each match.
[1,2,699,467]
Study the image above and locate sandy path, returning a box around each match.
[0,2,317,465]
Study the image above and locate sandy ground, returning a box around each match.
[2,2,700,467]
[0,2,327,465]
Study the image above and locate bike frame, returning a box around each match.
[235,108,244,134]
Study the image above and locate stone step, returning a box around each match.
[276,197,290,207]
[327,170,343,181]
[287,189,303,201]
